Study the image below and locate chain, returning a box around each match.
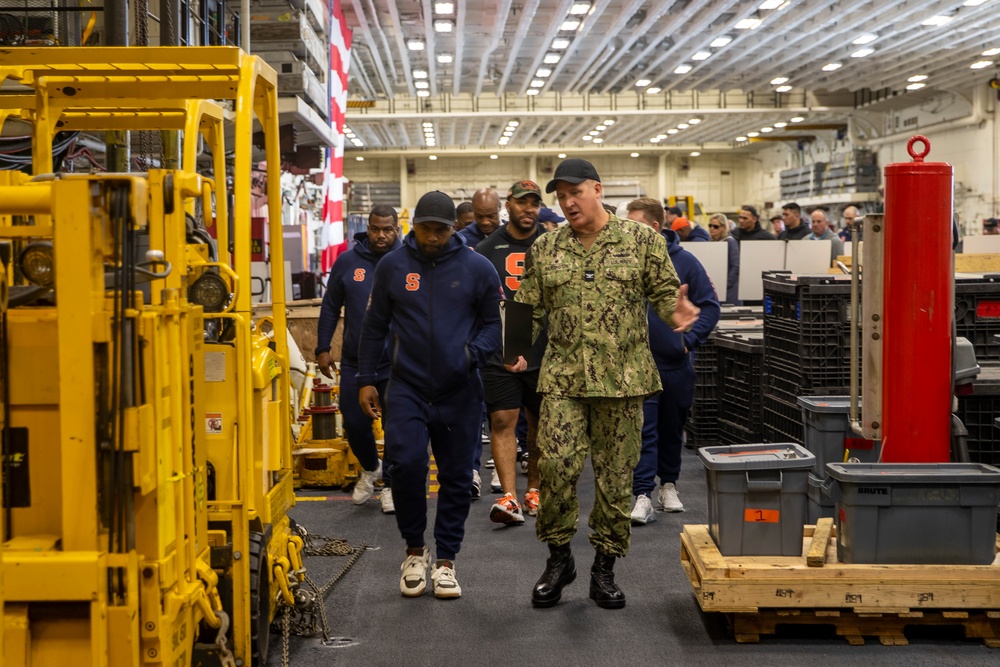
[276,525,367,667]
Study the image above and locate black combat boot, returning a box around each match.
[589,552,625,609]
[531,543,576,607]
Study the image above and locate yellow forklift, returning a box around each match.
[0,47,310,666]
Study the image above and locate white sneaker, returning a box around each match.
[658,483,685,512]
[380,488,395,514]
[485,457,495,469]
[630,494,657,525]
[431,560,462,599]
[471,469,481,500]
[400,547,430,597]
[490,469,502,493]
[353,460,382,505]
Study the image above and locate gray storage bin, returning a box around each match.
[797,396,881,479]
[827,462,1000,565]
[807,472,836,523]
[700,443,815,556]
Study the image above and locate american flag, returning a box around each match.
[320,0,352,275]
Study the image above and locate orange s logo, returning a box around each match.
[405,273,420,291]
[353,268,366,282]
[504,252,526,292]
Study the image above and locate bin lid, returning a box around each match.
[796,395,854,413]
[826,462,1000,483]
[699,443,815,471]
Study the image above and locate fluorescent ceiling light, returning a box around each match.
[983,48,1000,57]
[907,74,928,82]
[667,128,679,135]
[356,156,364,161]
[921,15,953,26]
[775,85,792,92]
[589,130,600,136]
[552,38,571,49]
[413,69,428,79]
[582,135,593,141]
[592,138,603,144]
[689,118,702,124]
[429,155,437,160]
[971,60,994,69]
[490,154,498,159]
[853,33,877,45]
[422,121,433,127]
[498,137,509,144]
[735,136,747,142]
[677,123,689,129]
[530,79,545,87]
[407,39,425,51]
[526,89,540,95]
[906,82,926,90]
[560,20,581,31]
[760,127,773,133]
[650,138,661,143]
[544,53,562,64]
[691,51,712,61]
[773,121,788,128]
[603,119,615,125]
[569,2,591,14]
[352,140,364,146]
[963,0,988,4]
[710,36,732,48]
[503,131,513,137]
[415,81,429,89]
[790,116,804,122]
[434,2,454,14]
[821,62,843,71]
[630,152,639,157]
[759,0,783,8]
[426,140,436,146]
[536,68,552,77]
[417,90,430,97]
[635,79,652,86]
[747,131,760,137]
[437,54,453,64]
[735,18,762,30]
[656,134,667,139]
[646,87,662,94]
[689,151,701,157]
[433,20,453,33]
[851,48,875,58]
[508,121,519,127]
[770,76,788,85]
[674,64,693,74]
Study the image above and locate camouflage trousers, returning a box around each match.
[535,394,644,557]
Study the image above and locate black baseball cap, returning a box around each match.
[412,191,456,226]
[545,158,601,193]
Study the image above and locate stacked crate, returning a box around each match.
[716,330,765,445]
[685,309,763,446]
[251,1,329,119]
[818,149,878,196]
[955,274,1000,363]
[761,272,855,444]
[955,368,1000,466]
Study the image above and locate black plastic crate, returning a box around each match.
[718,418,759,446]
[716,331,765,442]
[955,367,1000,466]
[761,395,804,445]
[955,275,1000,362]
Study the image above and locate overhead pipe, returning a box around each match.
[864,85,987,147]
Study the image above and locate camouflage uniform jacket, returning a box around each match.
[515,215,681,398]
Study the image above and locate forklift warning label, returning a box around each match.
[206,413,223,434]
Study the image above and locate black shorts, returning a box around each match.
[481,365,542,415]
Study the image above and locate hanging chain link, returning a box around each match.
[134,0,151,171]
[276,524,367,667]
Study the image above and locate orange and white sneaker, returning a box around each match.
[523,488,540,517]
[489,492,525,525]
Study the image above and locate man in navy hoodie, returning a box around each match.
[316,205,401,513]
[624,198,720,523]
[358,190,502,600]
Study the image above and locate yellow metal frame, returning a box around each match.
[0,47,297,667]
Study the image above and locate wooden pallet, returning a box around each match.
[681,520,1000,646]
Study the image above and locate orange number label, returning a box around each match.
[353,268,366,282]
[504,252,526,292]
[405,273,420,291]
[744,508,780,523]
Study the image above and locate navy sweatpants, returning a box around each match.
[385,376,483,560]
[632,363,696,497]
[341,362,391,486]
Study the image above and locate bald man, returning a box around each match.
[458,188,501,247]
[808,208,845,266]
[839,205,860,243]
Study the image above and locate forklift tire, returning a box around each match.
[249,531,271,666]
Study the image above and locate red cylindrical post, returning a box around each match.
[881,136,954,462]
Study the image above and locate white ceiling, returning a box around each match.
[342,0,1000,155]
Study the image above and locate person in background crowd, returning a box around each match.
[770,215,785,236]
[358,191,502,600]
[839,205,860,242]
[671,216,710,242]
[458,188,501,247]
[515,159,699,611]
[778,202,809,240]
[664,206,683,228]
[708,213,740,305]
[455,201,475,231]
[630,208,720,524]
[316,205,401,514]
[808,208,845,266]
[538,206,565,232]
[732,205,775,241]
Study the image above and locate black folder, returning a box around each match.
[500,300,533,365]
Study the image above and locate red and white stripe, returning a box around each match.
[321,0,353,275]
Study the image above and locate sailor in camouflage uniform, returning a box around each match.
[514,159,700,609]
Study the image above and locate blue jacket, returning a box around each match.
[358,232,503,400]
[687,224,711,242]
[316,232,401,374]
[648,229,721,370]
[457,223,488,248]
